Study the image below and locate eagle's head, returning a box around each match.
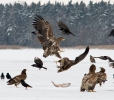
[21,69,27,75]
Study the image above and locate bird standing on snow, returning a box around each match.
[6,73,12,80]
[7,69,27,87]
[1,73,5,80]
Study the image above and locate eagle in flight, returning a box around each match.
[32,14,65,58]
[55,46,89,73]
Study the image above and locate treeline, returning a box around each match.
[0,0,114,48]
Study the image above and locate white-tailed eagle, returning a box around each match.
[55,46,89,73]
[32,14,65,58]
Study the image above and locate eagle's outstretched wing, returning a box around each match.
[57,46,89,73]
[74,46,89,64]
[58,21,75,36]
[34,57,43,66]
[94,56,109,60]
[32,14,54,45]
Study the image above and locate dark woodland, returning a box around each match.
[0,0,114,48]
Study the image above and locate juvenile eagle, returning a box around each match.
[56,46,89,73]
[58,21,75,36]
[32,14,65,58]
[31,57,47,70]
[80,65,107,92]
[7,69,27,87]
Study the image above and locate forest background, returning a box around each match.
[0,0,114,48]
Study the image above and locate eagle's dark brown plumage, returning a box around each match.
[31,57,47,70]
[96,67,107,87]
[90,55,96,63]
[7,69,27,87]
[108,29,114,37]
[58,21,75,36]
[56,46,89,73]
[80,65,107,92]
[32,14,65,58]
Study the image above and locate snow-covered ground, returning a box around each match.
[0,48,114,100]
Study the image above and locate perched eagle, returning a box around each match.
[31,57,47,70]
[108,29,114,37]
[56,46,89,73]
[58,21,75,36]
[32,14,65,58]
[20,80,32,89]
[7,69,27,87]
[90,55,96,63]
[80,64,107,92]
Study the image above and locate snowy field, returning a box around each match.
[0,48,114,100]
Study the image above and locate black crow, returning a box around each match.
[20,80,32,89]
[58,21,75,36]
[31,57,47,70]
[6,73,12,80]
[1,73,5,80]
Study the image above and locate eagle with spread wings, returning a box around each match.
[55,46,89,73]
[32,14,65,58]
[7,69,27,87]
